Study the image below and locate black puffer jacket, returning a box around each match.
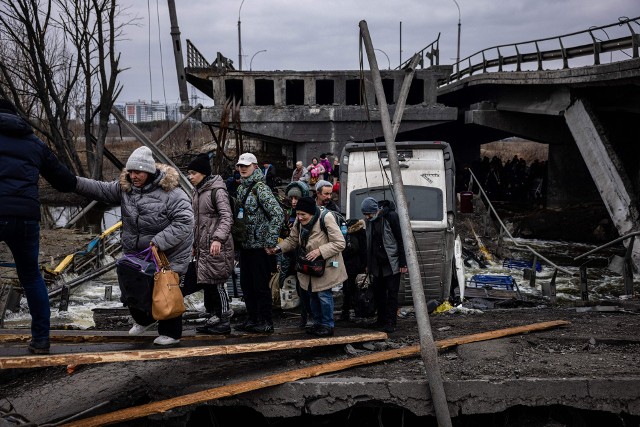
[0,112,76,219]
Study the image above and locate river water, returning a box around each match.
[2,207,636,331]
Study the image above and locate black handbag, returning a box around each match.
[295,247,325,277]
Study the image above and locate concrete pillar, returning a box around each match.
[304,77,315,105]
[244,77,255,106]
[565,98,640,264]
[334,76,346,105]
[212,77,225,105]
[274,77,285,107]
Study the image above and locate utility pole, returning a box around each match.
[238,0,245,71]
[167,0,189,109]
[359,20,453,427]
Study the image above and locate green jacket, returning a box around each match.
[237,168,284,249]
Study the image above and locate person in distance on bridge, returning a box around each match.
[183,154,235,335]
[74,146,193,346]
[0,98,77,355]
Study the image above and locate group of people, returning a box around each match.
[1,96,407,354]
[291,154,340,187]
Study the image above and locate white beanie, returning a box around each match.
[126,146,156,173]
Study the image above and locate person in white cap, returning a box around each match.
[234,152,284,333]
[74,146,194,346]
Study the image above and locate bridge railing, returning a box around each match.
[441,16,640,84]
[396,33,440,70]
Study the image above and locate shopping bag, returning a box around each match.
[151,246,185,320]
[115,247,156,315]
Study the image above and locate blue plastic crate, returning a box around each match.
[467,274,516,291]
[502,258,542,272]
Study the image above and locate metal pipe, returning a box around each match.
[359,20,452,427]
[155,103,203,147]
[167,0,189,109]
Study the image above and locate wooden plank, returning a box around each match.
[0,332,388,369]
[0,328,304,344]
[64,320,570,427]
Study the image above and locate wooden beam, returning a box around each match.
[0,332,387,369]
[65,320,569,427]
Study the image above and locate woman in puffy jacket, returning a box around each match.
[75,146,193,346]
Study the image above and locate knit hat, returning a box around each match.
[187,154,211,176]
[296,197,317,215]
[285,181,310,199]
[287,186,302,198]
[315,180,332,192]
[360,197,379,214]
[126,146,156,173]
[0,99,17,114]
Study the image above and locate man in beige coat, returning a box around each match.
[268,197,346,336]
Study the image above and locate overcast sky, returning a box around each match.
[116,0,639,106]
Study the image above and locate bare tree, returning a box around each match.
[0,0,129,178]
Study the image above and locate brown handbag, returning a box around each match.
[150,246,186,320]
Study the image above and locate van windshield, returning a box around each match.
[349,186,443,221]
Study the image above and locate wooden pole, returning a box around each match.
[359,20,452,427]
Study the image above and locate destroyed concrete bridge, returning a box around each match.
[183,16,640,264]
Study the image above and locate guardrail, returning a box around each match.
[441,16,640,84]
[396,33,440,70]
[574,231,638,300]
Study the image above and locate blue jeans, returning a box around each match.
[0,218,49,343]
[308,288,334,329]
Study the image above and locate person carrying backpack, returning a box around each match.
[339,218,367,321]
[267,197,347,337]
[361,197,407,333]
[183,154,235,334]
[234,153,284,333]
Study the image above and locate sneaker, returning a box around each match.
[28,340,50,355]
[129,322,157,336]
[234,319,258,332]
[249,321,274,334]
[197,320,231,335]
[312,326,334,337]
[153,335,180,346]
[204,315,221,326]
[221,308,234,319]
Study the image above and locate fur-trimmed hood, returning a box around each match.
[347,218,365,234]
[119,163,180,193]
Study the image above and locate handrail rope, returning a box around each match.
[574,231,640,261]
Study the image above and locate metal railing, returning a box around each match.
[441,16,640,84]
[574,231,638,299]
[466,168,572,278]
[396,33,440,70]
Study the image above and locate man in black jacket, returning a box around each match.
[361,197,407,333]
[0,99,77,354]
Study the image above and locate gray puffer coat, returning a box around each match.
[75,164,194,274]
[192,175,234,284]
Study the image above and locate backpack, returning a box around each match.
[220,181,257,247]
[297,207,346,242]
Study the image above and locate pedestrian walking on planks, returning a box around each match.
[184,154,235,334]
[75,146,193,346]
[0,98,77,354]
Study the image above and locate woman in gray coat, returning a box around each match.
[75,146,193,346]
[183,154,235,334]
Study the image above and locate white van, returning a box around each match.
[339,141,457,302]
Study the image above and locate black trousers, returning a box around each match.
[129,307,182,339]
[372,272,401,327]
[342,274,358,313]
[240,248,275,324]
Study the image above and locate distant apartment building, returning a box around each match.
[112,100,183,123]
